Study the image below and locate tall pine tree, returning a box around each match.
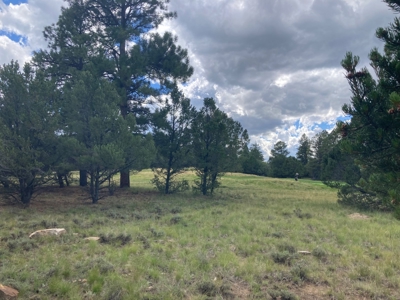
[85,0,193,187]
[338,0,400,210]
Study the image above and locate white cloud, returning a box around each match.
[0,0,63,66]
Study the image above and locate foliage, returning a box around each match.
[151,86,194,193]
[307,130,331,180]
[61,68,150,203]
[0,61,59,204]
[241,143,269,176]
[192,98,249,195]
[296,134,312,167]
[337,0,400,210]
[84,0,194,187]
[268,141,304,178]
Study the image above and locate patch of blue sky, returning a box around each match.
[0,30,27,45]
[310,121,333,131]
[337,115,351,122]
[2,0,28,5]
[294,119,302,130]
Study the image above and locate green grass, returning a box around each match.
[0,170,399,299]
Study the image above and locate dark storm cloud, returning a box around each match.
[164,0,394,154]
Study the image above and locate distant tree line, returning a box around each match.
[0,0,249,205]
[265,130,360,183]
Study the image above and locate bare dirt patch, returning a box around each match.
[296,284,329,299]
[0,185,156,211]
[229,279,251,299]
[348,213,369,220]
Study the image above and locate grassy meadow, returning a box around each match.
[0,171,399,299]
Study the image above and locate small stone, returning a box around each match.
[84,237,100,241]
[0,284,19,300]
[29,228,66,238]
[298,251,311,255]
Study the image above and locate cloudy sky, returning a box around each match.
[0,0,395,158]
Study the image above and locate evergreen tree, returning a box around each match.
[62,67,155,203]
[268,141,304,178]
[33,0,102,187]
[307,130,331,180]
[192,98,248,195]
[270,141,289,157]
[0,61,59,205]
[85,0,194,187]
[338,0,400,210]
[151,86,195,194]
[241,143,268,176]
[296,134,311,166]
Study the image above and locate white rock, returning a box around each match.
[297,251,311,255]
[84,237,100,241]
[0,284,19,299]
[29,228,66,238]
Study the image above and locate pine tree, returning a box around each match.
[85,0,194,187]
[62,67,155,203]
[192,98,248,195]
[296,134,311,166]
[241,144,268,176]
[307,130,331,180]
[338,0,400,209]
[0,61,59,205]
[33,0,103,187]
[151,85,195,194]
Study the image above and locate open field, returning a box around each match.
[1,171,400,299]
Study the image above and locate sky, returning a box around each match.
[0,0,395,158]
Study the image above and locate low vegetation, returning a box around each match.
[1,171,399,299]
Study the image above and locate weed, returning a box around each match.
[137,234,151,249]
[88,269,105,294]
[7,237,37,251]
[170,215,182,224]
[150,228,165,237]
[99,233,132,246]
[197,281,217,297]
[290,260,310,281]
[77,257,115,274]
[269,289,299,300]
[170,207,182,214]
[293,208,312,219]
[312,246,328,259]
[271,251,294,265]
[272,231,284,238]
[277,242,297,254]
[132,211,150,220]
[40,219,58,228]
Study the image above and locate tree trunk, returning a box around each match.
[202,168,208,195]
[57,173,64,188]
[79,170,87,186]
[119,103,130,188]
[120,170,130,188]
[93,175,99,204]
[19,178,33,205]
